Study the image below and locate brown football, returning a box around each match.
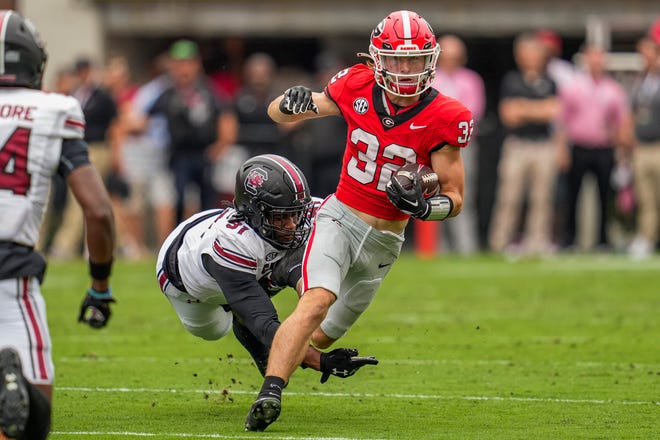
[392,163,440,198]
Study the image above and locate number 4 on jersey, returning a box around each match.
[0,127,32,196]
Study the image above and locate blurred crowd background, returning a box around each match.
[9,0,660,260]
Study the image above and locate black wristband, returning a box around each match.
[278,97,293,115]
[89,259,113,280]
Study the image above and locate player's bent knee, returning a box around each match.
[184,321,232,341]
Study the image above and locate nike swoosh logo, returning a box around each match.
[405,199,418,207]
[378,263,392,268]
[410,123,427,130]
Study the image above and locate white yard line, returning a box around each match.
[57,356,660,368]
[50,432,380,440]
[58,386,659,406]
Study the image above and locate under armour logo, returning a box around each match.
[332,368,349,377]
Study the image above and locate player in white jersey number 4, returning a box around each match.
[0,10,116,440]
[156,154,377,428]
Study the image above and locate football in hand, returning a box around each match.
[391,163,440,198]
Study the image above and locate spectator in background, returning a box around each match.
[118,54,176,254]
[209,37,245,100]
[49,57,118,260]
[145,40,237,224]
[103,55,139,108]
[110,55,175,258]
[102,55,145,258]
[234,53,283,157]
[489,32,560,255]
[557,44,632,252]
[536,29,577,90]
[52,67,77,95]
[432,34,485,254]
[628,33,660,259]
[536,29,578,247]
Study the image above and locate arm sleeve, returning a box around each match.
[57,138,91,178]
[202,254,280,348]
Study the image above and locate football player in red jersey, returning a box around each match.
[245,10,473,431]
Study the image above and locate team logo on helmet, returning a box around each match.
[372,20,385,38]
[353,98,369,114]
[245,168,268,195]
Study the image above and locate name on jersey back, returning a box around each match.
[0,104,36,121]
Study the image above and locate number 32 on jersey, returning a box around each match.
[457,119,474,144]
[346,119,474,192]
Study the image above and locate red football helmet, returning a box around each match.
[369,10,440,97]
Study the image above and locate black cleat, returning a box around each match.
[244,396,281,432]
[0,348,29,439]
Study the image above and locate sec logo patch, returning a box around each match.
[353,98,369,114]
[265,252,278,262]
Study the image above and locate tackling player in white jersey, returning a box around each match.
[156,154,377,384]
[0,10,116,440]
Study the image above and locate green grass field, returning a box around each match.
[43,253,659,439]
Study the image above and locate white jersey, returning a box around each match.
[175,208,289,304]
[169,197,323,304]
[0,88,84,246]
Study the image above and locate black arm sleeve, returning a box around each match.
[202,254,280,348]
[57,138,91,178]
[270,245,305,289]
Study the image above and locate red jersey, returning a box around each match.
[325,64,473,220]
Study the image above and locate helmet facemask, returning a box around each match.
[370,46,439,97]
[257,200,314,250]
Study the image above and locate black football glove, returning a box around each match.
[279,86,320,115]
[78,288,116,329]
[319,348,379,384]
[385,173,431,219]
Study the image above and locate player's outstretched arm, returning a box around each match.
[302,347,379,384]
[268,87,339,123]
[68,164,116,328]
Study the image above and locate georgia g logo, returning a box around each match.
[245,168,268,195]
[372,19,385,38]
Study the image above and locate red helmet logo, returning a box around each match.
[245,168,268,195]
